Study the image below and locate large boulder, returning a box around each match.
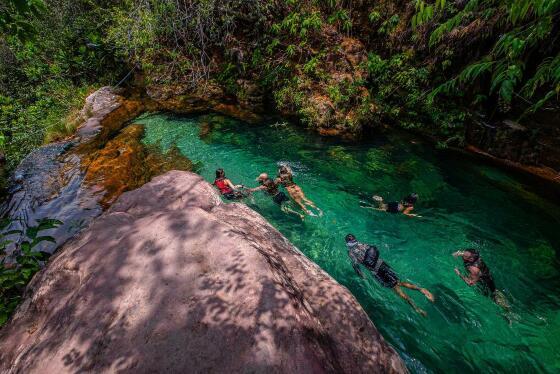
[0,171,406,373]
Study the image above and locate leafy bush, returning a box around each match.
[366,52,465,141]
[1,0,558,173]
[0,218,62,326]
[0,1,125,174]
[420,0,560,116]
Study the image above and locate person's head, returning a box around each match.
[345,234,358,248]
[278,164,292,176]
[462,249,480,263]
[216,168,225,179]
[402,193,418,206]
[256,173,268,184]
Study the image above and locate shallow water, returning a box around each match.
[136,112,560,373]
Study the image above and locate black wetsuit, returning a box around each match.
[387,201,400,213]
[348,242,400,288]
[262,178,288,204]
[464,258,496,296]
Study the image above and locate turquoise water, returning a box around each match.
[137,113,560,373]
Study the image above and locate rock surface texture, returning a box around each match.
[0,171,406,373]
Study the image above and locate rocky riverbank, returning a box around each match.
[0,171,406,373]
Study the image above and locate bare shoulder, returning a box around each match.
[467,265,481,275]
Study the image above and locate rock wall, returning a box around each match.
[465,117,560,184]
[0,171,407,373]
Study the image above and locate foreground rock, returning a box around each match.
[0,171,406,373]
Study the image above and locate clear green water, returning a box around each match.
[136,112,560,373]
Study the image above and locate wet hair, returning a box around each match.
[278,165,294,184]
[464,249,480,261]
[403,193,418,205]
[278,164,292,176]
[215,168,225,179]
[345,234,356,243]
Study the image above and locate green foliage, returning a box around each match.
[216,63,239,95]
[0,0,46,40]
[1,0,558,175]
[426,0,560,114]
[303,53,326,78]
[368,10,381,24]
[0,218,62,326]
[411,0,446,28]
[378,15,400,35]
[0,0,124,173]
[273,10,324,41]
[367,52,465,138]
[521,55,560,112]
[428,59,495,103]
[327,9,352,33]
[108,0,273,84]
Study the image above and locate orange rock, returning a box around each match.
[82,124,193,208]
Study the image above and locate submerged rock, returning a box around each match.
[80,124,194,208]
[0,171,406,373]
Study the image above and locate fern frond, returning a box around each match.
[428,0,480,46]
[521,54,560,97]
[457,59,495,84]
[427,79,457,103]
[490,62,524,102]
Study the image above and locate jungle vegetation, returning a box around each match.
[0,0,558,171]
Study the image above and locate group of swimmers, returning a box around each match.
[213,165,503,317]
[213,166,322,218]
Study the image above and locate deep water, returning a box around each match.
[136,112,560,373]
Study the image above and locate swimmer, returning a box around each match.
[345,234,434,316]
[367,193,420,217]
[213,168,246,200]
[276,165,322,217]
[249,173,304,219]
[453,249,509,309]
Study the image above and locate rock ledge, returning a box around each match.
[0,171,406,373]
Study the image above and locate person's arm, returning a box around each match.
[403,206,421,217]
[247,185,266,193]
[360,202,384,211]
[348,252,365,278]
[225,179,243,190]
[454,266,481,286]
[352,262,365,278]
[360,200,386,211]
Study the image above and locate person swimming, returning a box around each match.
[276,165,322,216]
[453,249,501,297]
[345,234,434,316]
[248,173,304,219]
[453,249,511,312]
[368,193,420,217]
[250,173,288,203]
[213,168,245,200]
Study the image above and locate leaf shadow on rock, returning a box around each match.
[0,171,405,373]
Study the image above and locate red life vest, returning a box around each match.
[213,178,233,194]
